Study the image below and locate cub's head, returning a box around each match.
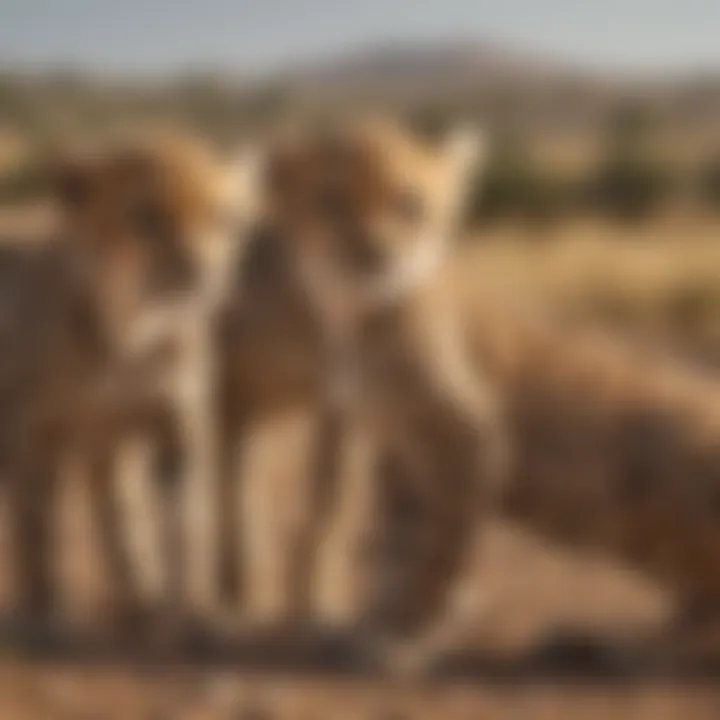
[266,118,485,316]
[51,132,260,355]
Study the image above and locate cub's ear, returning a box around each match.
[442,124,488,181]
[441,125,489,224]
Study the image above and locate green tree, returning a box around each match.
[590,103,672,221]
[469,136,572,224]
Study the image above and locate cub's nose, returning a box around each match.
[148,245,198,297]
[340,230,386,276]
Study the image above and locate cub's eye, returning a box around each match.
[315,185,350,221]
[393,187,425,225]
[55,167,92,211]
[128,199,172,239]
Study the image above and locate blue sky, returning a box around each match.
[2,0,719,75]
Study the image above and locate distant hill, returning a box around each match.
[268,40,720,141]
[266,40,631,136]
[1,39,720,142]
[276,39,606,100]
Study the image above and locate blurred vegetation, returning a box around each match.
[1,71,720,223]
[470,136,575,224]
[697,155,720,209]
[588,147,673,221]
[586,104,675,221]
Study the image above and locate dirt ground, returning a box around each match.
[2,665,720,720]
[0,481,708,719]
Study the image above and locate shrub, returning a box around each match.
[469,139,573,224]
[589,103,673,221]
[589,149,673,221]
[696,156,720,211]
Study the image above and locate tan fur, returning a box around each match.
[368,285,720,666]
[254,118,508,668]
[466,299,720,613]
[215,233,328,622]
[1,132,259,630]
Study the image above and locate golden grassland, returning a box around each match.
[458,216,720,363]
[464,217,720,307]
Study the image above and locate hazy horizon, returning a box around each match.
[2,0,720,78]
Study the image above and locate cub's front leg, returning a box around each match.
[154,329,219,636]
[7,440,61,633]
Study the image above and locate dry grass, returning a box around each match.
[459,217,720,363]
[463,217,720,306]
